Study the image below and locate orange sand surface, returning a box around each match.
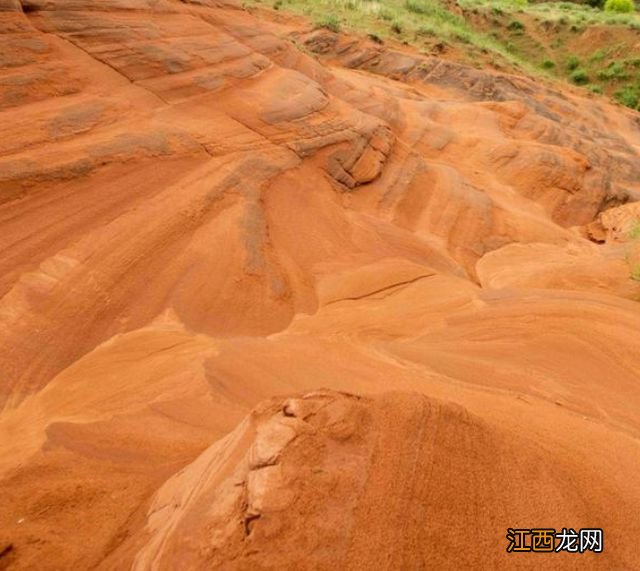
[1,0,640,568]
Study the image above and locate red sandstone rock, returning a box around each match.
[0,1,639,569]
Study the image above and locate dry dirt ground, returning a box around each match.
[1,0,640,569]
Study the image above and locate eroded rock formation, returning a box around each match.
[1,0,640,569]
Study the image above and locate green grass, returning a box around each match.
[596,60,630,81]
[615,85,640,108]
[246,0,640,109]
[390,19,403,33]
[629,221,640,240]
[460,0,639,27]
[245,0,536,71]
[604,0,634,13]
[457,2,640,109]
[405,0,431,13]
[315,13,341,32]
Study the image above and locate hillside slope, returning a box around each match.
[0,0,640,569]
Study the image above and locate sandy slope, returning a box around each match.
[0,0,639,569]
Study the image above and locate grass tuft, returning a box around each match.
[315,14,341,32]
[604,0,635,13]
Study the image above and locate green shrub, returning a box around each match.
[587,84,603,94]
[566,55,580,71]
[571,69,589,84]
[541,59,556,69]
[315,14,341,33]
[508,19,525,31]
[597,61,630,81]
[391,20,403,34]
[604,0,634,12]
[615,86,640,108]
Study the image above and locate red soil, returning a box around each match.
[1,0,640,569]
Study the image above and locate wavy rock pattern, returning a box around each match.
[1,1,640,569]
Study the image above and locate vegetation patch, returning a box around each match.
[615,85,640,108]
[508,19,525,31]
[571,68,590,84]
[246,0,640,109]
[315,14,341,32]
[604,0,635,13]
[566,55,580,71]
[596,61,630,81]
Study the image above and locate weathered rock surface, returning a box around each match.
[110,390,640,569]
[1,0,640,569]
